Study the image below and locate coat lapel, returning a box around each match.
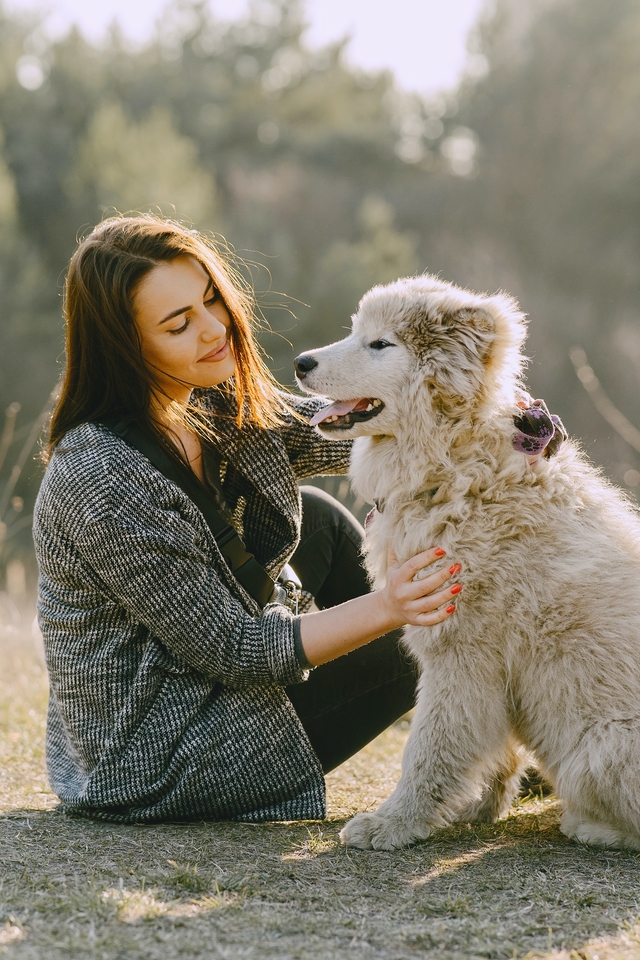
[198,387,301,543]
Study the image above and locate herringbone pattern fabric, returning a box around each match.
[33,390,351,823]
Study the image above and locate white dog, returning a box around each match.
[295,274,640,851]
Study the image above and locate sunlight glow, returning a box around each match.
[6,0,486,92]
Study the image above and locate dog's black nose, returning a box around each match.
[294,354,318,378]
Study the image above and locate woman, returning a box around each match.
[34,215,461,823]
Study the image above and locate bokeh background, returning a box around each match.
[1,0,640,602]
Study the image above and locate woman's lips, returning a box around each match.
[198,341,229,362]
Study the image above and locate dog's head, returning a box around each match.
[295,275,527,438]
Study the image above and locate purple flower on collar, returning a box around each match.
[513,398,567,458]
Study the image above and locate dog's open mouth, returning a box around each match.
[309,397,385,429]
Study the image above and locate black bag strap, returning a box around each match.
[99,418,276,609]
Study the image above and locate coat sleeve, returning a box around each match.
[50,434,306,689]
[277,394,353,480]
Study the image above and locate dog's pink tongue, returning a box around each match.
[309,399,365,427]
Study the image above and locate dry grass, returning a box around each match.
[1,609,640,959]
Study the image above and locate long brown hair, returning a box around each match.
[46,214,289,461]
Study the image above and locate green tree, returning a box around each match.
[67,101,216,224]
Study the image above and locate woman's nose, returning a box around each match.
[200,309,227,340]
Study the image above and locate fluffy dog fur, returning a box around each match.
[297,274,640,851]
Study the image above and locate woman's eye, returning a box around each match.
[169,318,190,335]
[369,339,395,350]
[204,289,220,307]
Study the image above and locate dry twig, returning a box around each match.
[569,347,640,454]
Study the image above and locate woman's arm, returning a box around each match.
[299,548,459,667]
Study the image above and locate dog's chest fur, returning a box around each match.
[350,433,496,590]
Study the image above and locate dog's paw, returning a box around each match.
[560,809,640,851]
[340,812,429,851]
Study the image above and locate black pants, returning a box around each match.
[285,486,419,773]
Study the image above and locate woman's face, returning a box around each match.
[134,255,236,404]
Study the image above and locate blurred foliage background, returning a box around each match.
[1,0,640,590]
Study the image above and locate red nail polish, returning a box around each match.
[449,563,461,575]
[434,548,446,557]
[446,604,456,614]
[450,584,462,595]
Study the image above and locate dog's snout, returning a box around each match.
[294,354,318,378]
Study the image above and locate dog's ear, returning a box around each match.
[421,305,498,408]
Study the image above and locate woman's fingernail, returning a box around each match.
[449,563,461,575]
[446,604,456,614]
[434,548,446,557]
[450,584,462,595]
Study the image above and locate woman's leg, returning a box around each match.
[288,485,370,606]
[286,486,419,773]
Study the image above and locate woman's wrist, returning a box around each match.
[368,589,405,635]
[292,617,314,670]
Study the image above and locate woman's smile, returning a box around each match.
[198,340,230,363]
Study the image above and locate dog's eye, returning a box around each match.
[369,339,395,350]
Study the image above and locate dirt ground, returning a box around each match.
[1,610,640,960]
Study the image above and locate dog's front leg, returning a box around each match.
[340,646,510,850]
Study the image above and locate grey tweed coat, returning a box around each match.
[33,389,352,823]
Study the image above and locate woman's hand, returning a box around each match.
[298,546,460,667]
[377,547,460,629]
